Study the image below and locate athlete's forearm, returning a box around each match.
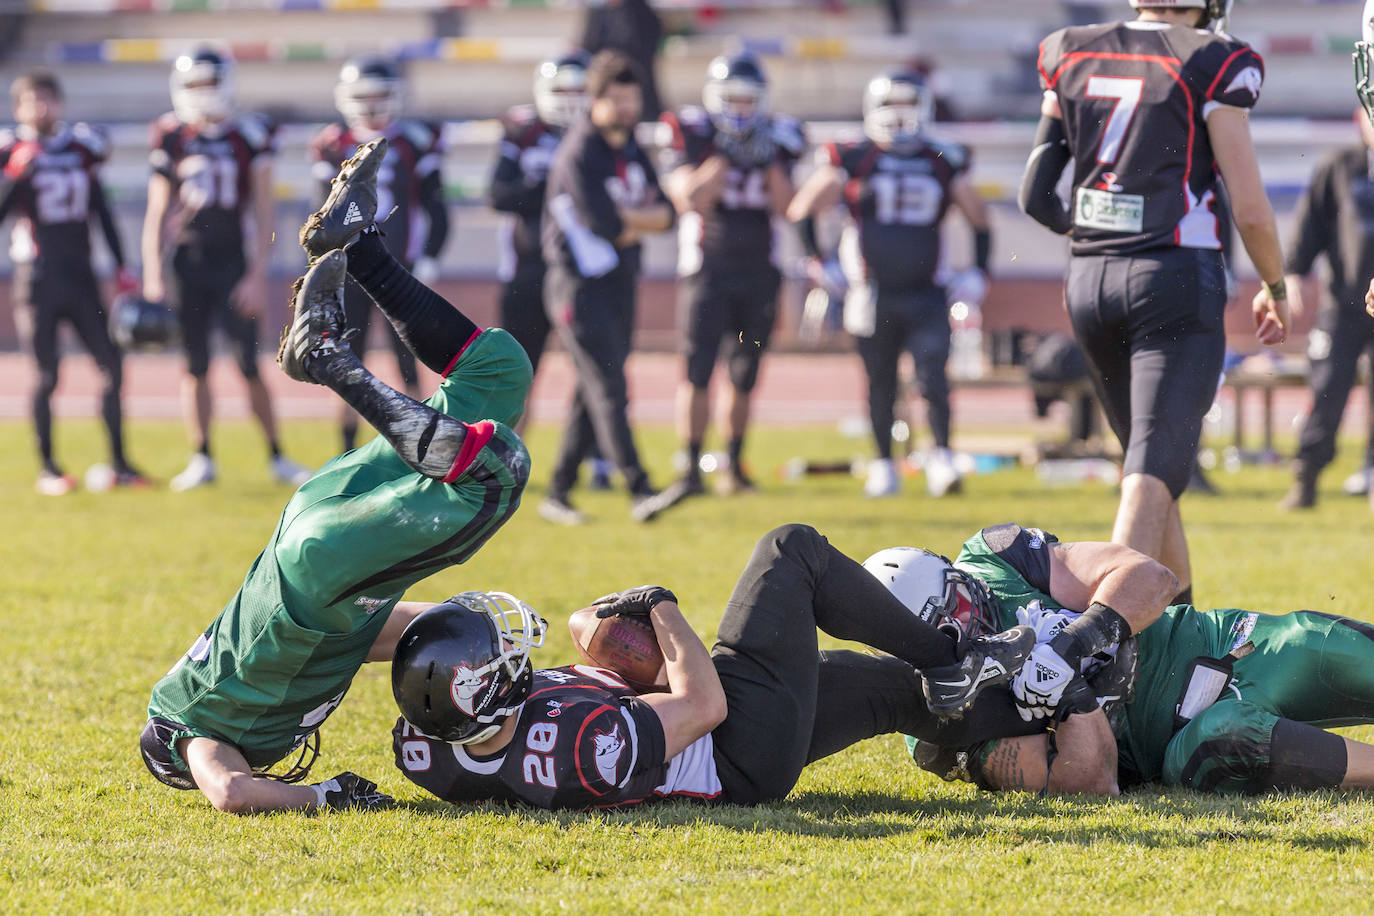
[785,166,842,223]
[1044,709,1118,796]
[248,160,275,274]
[91,175,126,268]
[668,158,728,214]
[1018,114,1072,235]
[765,161,795,216]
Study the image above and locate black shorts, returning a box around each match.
[169,246,258,379]
[679,265,781,391]
[1065,247,1226,498]
[12,261,121,376]
[140,716,197,790]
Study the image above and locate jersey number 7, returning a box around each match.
[1084,75,1144,166]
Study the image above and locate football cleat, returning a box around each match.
[630,478,694,523]
[925,449,963,498]
[716,470,757,496]
[1343,467,1370,497]
[538,494,587,526]
[278,249,351,384]
[864,458,899,498]
[170,453,216,492]
[35,471,76,496]
[299,136,387,260]
[270,454,313,487]
[313,771,393,811]
[921,625,1035,718]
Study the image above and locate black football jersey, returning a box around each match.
[393,665,723,810]
[0,122,115,267]
[310,118,446,264]
[149,111,276,257]
[826,136,968,291]
[660,107,802,273]
[487,105,562,276]
[1038,20,1264,255]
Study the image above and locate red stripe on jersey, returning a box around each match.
[573,704,618,797]
[442,421,496,483]
[824,142,842,169]
[1046,51,1180,90]
[440,327,485,377]
[1037,39,1052,89]
[1204,48,1249,100]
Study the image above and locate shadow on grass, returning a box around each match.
[393,787,1369,847]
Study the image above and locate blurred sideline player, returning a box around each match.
[142,45,311,491]
[390,525,1042,810]
[885,528,1374,796]
[788,71,991,499]
[141,139,532,814]
[538,51,685,525]
[311,55,449,452]
[661,52,803,496]
[1353,0,1374,505]
[1278,110,1374,511]
[1018,0,1289,603]
[0,70,144,494]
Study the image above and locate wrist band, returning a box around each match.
[1265,278,1287,301]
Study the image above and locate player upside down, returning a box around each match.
[141,137,533,814]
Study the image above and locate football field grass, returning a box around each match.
[5,417,1374,914]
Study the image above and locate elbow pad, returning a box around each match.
[1018,116,1072,236]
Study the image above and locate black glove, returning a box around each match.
[1058,676,1100,719]
[591,585,678,619]
[313,771,393,811]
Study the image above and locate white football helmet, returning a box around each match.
[863,72,933,150]
[1128,0,1233,33]
[335,55,405,133]
[862,546,999,638]
[170,46,235,123]
[702,52,769,138]
[534,51,591,130]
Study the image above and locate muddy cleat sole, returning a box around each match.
[278,250,350,384]
[921,625,1036,718]
[299,136,387,260]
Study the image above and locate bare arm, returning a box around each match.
[950,173,990,231]
[183,736,322,813]
[229,157,275,317]
[141,173,172,301]
[1047,540,1179,635]
[637,600,728,761]
[1207,105,1289,345]
[366,601,434,663]
[785,164,844,223]
[764,160,796,216]
[979,710,1118,796]
[663,158,728,215]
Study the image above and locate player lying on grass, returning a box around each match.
[141,137,533,814]
[886,525,1374,795]
[382,522,1146,810]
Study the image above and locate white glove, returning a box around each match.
[549,193,619,278]
[806,256,849,300]
[945,267,989,308]
[1014,600,1071,644]
[1012,643,1077,721]
[411,256,440,286]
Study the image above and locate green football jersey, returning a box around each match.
[147,329,533,770]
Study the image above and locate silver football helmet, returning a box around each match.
[862,546,999,639]
[862,72,933,150]
[534,51,591,129]
[1128,0,1233,33]
[170,45,235,123]
[335,55,405,133]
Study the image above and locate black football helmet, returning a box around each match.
[1128,0,1233,33]
[703,51,769,138]
[863,71,932,150]
[335,55,405,133]
[110,293,179,352]
[170,45,235,123]
[862,546,1000,640]
[391,592,546,744]
[534,50,591,129]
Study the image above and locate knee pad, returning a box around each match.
[1162,702,1276,794]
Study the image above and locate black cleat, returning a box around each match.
[278,250,350,384]
[299,136,387,260]
[921,625,1036,718]
[630,478,695,523]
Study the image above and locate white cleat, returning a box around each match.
[271,454,313,487]
[170,453,217,492]
[1342,468,1370,497]
[925,448,963,498]
[36,471,76,496]
[864,458,900,498]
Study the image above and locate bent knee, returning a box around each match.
[202,771,258,815]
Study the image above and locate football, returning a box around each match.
[567,606,667,692]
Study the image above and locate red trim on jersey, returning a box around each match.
[1037,39,1052,89]
[573,704,618,797]
[527,683,624,701]
[1045,51,1180,90]
[824,141,842,169]
[442,420,496,483]
[1204,47,1249,100]
[440,327,485,377]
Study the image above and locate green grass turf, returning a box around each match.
[5,417,1374,914]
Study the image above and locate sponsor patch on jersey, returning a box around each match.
[1227,612,1259,653]
[1223,67,1262,101]
[354,595,388,614]
[1026,528,1046,550]
[1074,186,1144,233]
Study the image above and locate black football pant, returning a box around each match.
[708,524,1041,805]
[13,262,128,473]
[343,275,420,388]
[855,285,952,458]
[545,265,651,498]
[500,257,552,375]
[1293,304,1374,474]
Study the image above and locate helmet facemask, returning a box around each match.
[863,75,932,150]
[534,57,590,129]
[1359,4,1374,125]
[704,78,768,138]
[171,51,235,123]
[862,547,1001,642]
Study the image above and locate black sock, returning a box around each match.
[267,442,282,460]
[310,347,468,479]
[346,228,479,375]
[198,442,212,460]
[686,440,702,480]
[727,436,744,474]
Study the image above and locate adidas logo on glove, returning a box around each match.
[1034,662,1059,684]
[344,201,364,226]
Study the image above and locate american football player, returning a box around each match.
[311,55,449,451]
[142,45,311,491]
[1,70,145,493]
[888,526,1374,795]
[141,138,533,814]
[660,52,803,496]
[1018,1,1288,603]
[787,70,991,500]
[391,524,1041,810]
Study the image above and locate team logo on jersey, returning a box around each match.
[1093,172,1124,193]
[450,665,489,715]
[592,723,626,785]
[1224,67,1262,101]
[545,700,566,718]
[1026,528,1047,550]
[354,595,388,614]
